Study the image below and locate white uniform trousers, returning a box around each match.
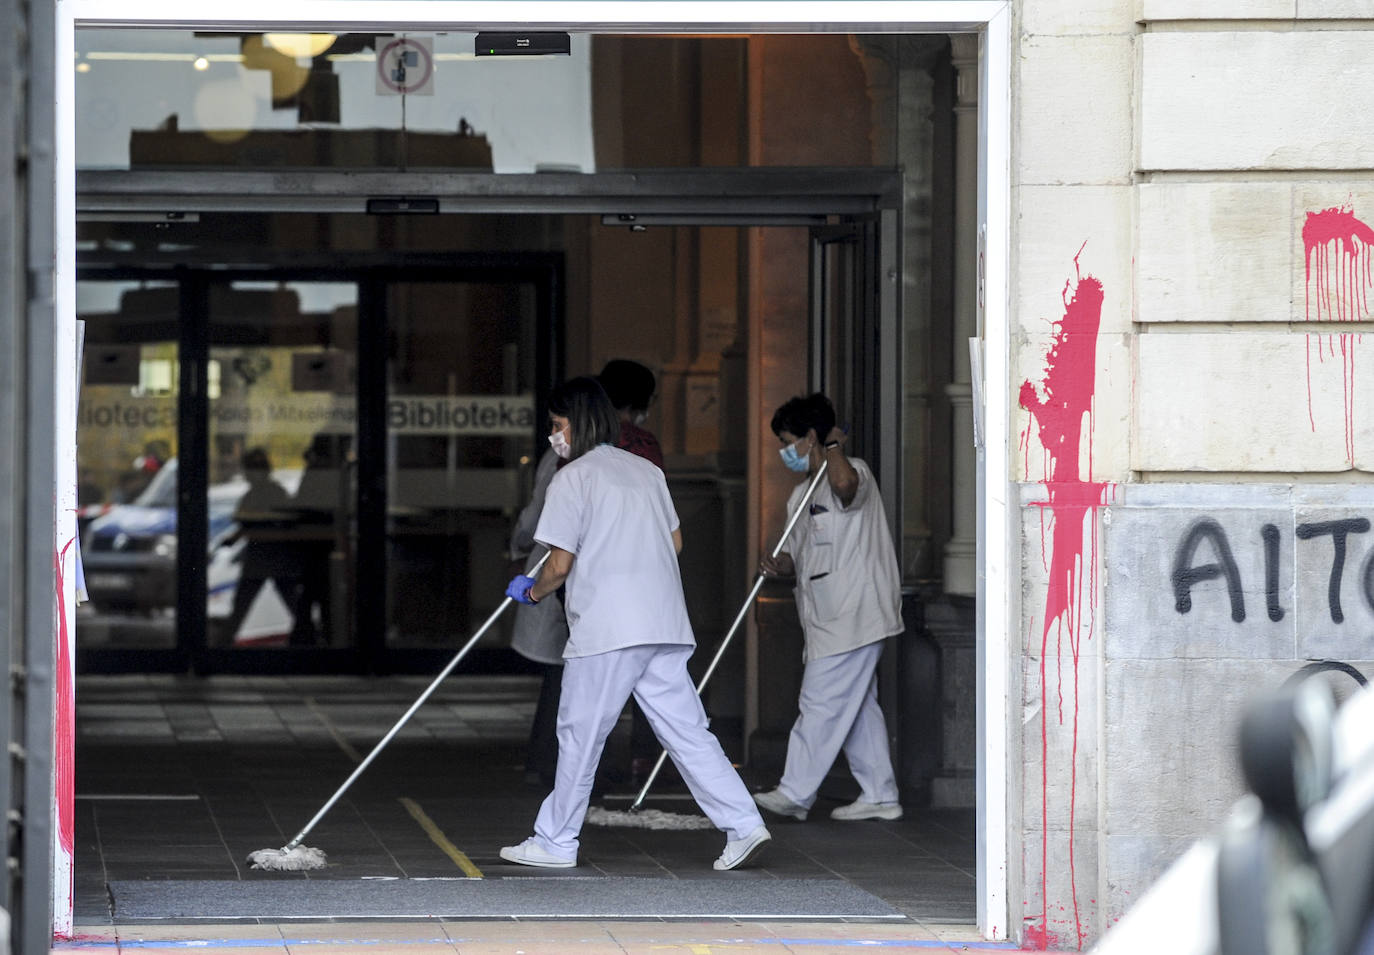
[532,643,764,859]
[777,640,899,809]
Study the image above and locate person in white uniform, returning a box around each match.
[500,376,771,870]
[753,393,905,823]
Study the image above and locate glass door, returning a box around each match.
[205,280,359,653]
[77,258,560,675]
[76,279,181,653]
[380,277,541,658]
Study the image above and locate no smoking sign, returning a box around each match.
[376,36,434,96]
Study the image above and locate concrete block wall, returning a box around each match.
[1012,0,1374,948]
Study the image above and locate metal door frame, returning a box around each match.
[75,168,902,217]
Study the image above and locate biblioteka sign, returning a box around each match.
[77,394,535,437]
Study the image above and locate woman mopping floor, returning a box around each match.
[501,376,771,872]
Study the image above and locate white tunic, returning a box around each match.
[534,444,695,658]
[784,457,902,662]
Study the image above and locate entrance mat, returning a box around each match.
[109,876,904,920]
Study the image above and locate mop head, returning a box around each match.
[247,845,328,871]
[585,805,714,830]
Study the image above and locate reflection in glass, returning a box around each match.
[207,281,358,649]
[74,29,595,173]
[385,281,536,648]
[76,280,180,649]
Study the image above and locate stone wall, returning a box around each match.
[1012,0,1374,947]
[1101,484,1374,924]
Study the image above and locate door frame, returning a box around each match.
[52,1,1013,941]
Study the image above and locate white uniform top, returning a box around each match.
[534,443,695,659]
[784,457,903,662]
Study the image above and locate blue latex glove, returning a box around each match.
[506,574,538,605]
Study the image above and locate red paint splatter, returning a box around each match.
[1018,244,1112,952]
[1023,921,1062,951]
[55,539,75,856]
[1302,206,1371,464]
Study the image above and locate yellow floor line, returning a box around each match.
[305,697,482,878]
[304,697,364,764]
[399,797,484,878]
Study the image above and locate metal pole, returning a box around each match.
[281,552,549,851]
[629,460,830,812]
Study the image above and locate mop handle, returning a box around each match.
[629,460,830,812]
[282,550,551,852]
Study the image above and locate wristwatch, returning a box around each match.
[824,440,841,450]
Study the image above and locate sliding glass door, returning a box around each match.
[76,258,561,674]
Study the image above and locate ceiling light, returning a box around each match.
[193,56,209,71]
[262,33,337,59]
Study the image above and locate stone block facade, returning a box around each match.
[1011,1,1374,946]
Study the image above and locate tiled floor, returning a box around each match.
[68,674,988,952]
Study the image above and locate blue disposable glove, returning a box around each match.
[506,574,538,605]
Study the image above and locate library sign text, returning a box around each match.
[78,394,536,437]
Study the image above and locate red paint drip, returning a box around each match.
[54,539,76,860]
[1018,245,1111,952]
[1302,206,1371,464]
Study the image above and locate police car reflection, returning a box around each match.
[81,459,304,646]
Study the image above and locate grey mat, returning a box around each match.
[109,877,904,920]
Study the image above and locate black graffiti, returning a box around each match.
[1173,519,1246,622]
[1364,547,1374,626]
[1262,523,1285,622]
[1282,659,1369,691]
[1295,519,1371,624]
[1173,517,1374,625]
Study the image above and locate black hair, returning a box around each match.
[770,393,836,442]
[548,376,621,460]
[596,359,657,412]
[241,446,272,474]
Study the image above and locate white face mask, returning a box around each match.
[549,429,572,459]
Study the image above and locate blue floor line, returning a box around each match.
[56,935,1023,951]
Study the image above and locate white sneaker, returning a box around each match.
[713,825,772,870]
[753,788,808,821]
[830,799,903,821]
[499,837,577,868]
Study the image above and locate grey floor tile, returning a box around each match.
[75,674,974,925]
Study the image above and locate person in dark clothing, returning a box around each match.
[220,447,295,646]
[598,359,665,470]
